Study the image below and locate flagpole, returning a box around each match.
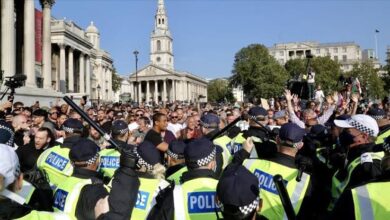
[375,30,379,60]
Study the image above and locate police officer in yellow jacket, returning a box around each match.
[166,140,187,185]
[0,144,72,219]
[242,123,313,220]
[131,141,170,220]
[37,118,83,187]
[100,120,135,179]
[330,115,383,209]
[53,138,141,219]
[147,137,220,220]
[331,136,390,219]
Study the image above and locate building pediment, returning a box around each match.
[129,64,178,79]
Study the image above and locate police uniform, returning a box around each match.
[131,141,170,220]
[100,120,135,179]
[331,138,390,219]
[243,107,277,159]
[166,140,188,185]
[36,119,83,188]
[0,144,72,220]
[243,123,312,220]
[53,139,109,219]
[217,164,262,220]
[330,115,383,210]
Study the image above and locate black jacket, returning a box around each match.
[0,197,32,220]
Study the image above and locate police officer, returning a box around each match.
[199,114,227,173]
[217,164,263,220]
[165,140,187,185]
[0,144,71,219]
[331,137,390,219]
[329,114,383,210]
[53,138,140,219]
[131,141,170,220]
[37,118,83,187]
[243,107,277,159]
[148,137,220,220]
[100,120,134,179]
[367,107,390,145]
[243,123,313,219]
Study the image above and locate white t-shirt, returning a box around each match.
[307,72,315,83]
[315,90,325,102]
[167,123,183,138]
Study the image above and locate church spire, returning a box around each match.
[155,0,169,31]
[151,0,174,70]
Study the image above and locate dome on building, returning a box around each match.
[86,21,99,34]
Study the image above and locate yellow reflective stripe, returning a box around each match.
[355,185,374,220]
[173,185,186,220]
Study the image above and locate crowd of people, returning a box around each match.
[0,87,389,220]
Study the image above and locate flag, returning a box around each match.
[375,29,380,33]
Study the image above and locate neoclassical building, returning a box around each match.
[0,0,114,106]
[125,0,208,104]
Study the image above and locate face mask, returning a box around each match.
[338,130,355,147]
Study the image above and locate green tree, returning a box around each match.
[207,79,234,103]
[346,61,385,99]
[284,56,341,94]
[111,67,122,93]
[230,44,288,99]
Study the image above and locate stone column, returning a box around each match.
[24,0,36,87]
[1,0,15,80]
[163,79,167,102]
[40,0,55,89]
[154,80,158,103]
[68,47,74,92]
[146,80,150,103]
[138,81,142,103]
[59,44,66,92]
[79,53,85,93]
[173,80,176,100]
[86,56,91,96]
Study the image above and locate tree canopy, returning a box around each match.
[111,67,122,93]
[230,44,289,99]
[207,79,234,103]
[285,56,341,94]
[346,61,385,99]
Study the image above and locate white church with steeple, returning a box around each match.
[126,0,208,104]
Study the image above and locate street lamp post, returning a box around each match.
[133,50,139,104]
[97,84,101,105]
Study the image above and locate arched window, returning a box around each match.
[157,40,161,51]
[162,19,165,24]
[158,19,161,24]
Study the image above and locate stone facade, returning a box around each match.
[268,41,366,72]
[124,0,208,104]
[0,0,114,106]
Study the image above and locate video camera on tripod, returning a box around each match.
[0,73,27,112]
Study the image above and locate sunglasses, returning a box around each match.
[136,114,144,116]
[171,116,178,119]
[49,112,58,115]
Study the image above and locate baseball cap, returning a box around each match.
[334,114,379,137]
[217,164,260,216]
[248,107,267,118]
[69,139,100,165]
[185,137,216,169]
[167,140,186,160]
[200,114,220,129]
[135,141,161,170]
[0,120,14,146]
[62,118,84,134]
[273,110,287,120]
[279,123,306,143]
[0,144,20,187]
[367,108,386,120]
[111,120,129,135]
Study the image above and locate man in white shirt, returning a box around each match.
[307,68,315,100]
[167,111,183,138]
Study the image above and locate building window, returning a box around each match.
[157,40,161,51]
[162,19,165,24]
[334,56,338,61]
[343,55,347,61]
[325,48,329,53]
[334,48,338,53]
[279,51,284,56]
[343,47,347,53]
[158,19,161,24]
[156,57,161,62]
[316,49,321,54]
